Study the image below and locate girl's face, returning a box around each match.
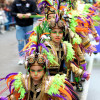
[51,28,63,43]
[47,14,56,22]
[30,64,44,81]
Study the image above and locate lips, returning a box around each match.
[55,38,60,40]
[34,77,39,79]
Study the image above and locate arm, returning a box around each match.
[11,1,18,17]
[70,62,83,77]
[69,61,90,80]
[23,1,39,18]
[29,1,39,15]
[74,45,87,70]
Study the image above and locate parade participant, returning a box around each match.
[42,19,90,82]
[62,0,100,91]
[0,35,80,100]
[34,0,91,92]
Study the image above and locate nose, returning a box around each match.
[35,71,38,75]
[56,33,59,36]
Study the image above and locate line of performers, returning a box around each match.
[0,0,100,100]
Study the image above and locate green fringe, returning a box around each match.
[92,16,100,21]
[63,41,75,62]
[73,34,82,44]
[82,4,92,14]
[30,35,37,42]
[93,21,99,26]
[13,72,26,99]
[43,50,59,66]
[36,25,43,35]
[70,17,78,33]
[42,21,50,33]
[47,74,66,95]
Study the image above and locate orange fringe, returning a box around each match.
[23,40,37,51]
[59,86,72,100]
[6,75,17,88]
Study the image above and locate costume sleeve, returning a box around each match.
[69,62,84,77]
[76,46,86,65]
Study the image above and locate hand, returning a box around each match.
[86,73,90,81]
[17,13,24,19]
[83,71,90,81]
[24,13,31,18]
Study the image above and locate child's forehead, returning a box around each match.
[30,65,43,70]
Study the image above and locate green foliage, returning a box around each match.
[42,21,50,33]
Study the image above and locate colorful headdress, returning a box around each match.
[23,31,59,70]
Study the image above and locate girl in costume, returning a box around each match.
[0,36,80,100]
[33,0,91,92]
[42,19,90,82]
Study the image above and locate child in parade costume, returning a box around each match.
[42,19,89,80]
[0,36,80,100]
[60,0,100,91]
[32,0,91,92]
[36,0,89,90]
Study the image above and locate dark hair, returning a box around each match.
[0,3,5,8]
[28,63,46,72]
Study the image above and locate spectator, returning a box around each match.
[11,0,39,65]
[0,3,8,34]
[0,0,5,3]
[4,0,14,11]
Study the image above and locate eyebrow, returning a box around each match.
[30,69,43,71]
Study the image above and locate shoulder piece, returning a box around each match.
[13,72,26,100]
[63,41,75,62]
[21,74,30,91]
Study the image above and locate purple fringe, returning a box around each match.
[64,86,72,95]
[0,97,8,100]
[30,49,35,54]
[0,78,5,81]
[77,32,85,38]
[9,79,15,93]
[5,73,18,80]
[65,79,73,90]
[31,43,49,53]
[26,31,34,34]
[81,63,87,70]
[38,1,51,8]
[56,0,59,9]
[95,36,100,41]
[52,94,66,100]
[85,45,96,54]
[56,14,59,22]
[82,71,88,78]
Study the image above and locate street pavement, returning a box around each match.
[0,29,100,99]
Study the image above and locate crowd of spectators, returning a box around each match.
[0,0,14,33]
